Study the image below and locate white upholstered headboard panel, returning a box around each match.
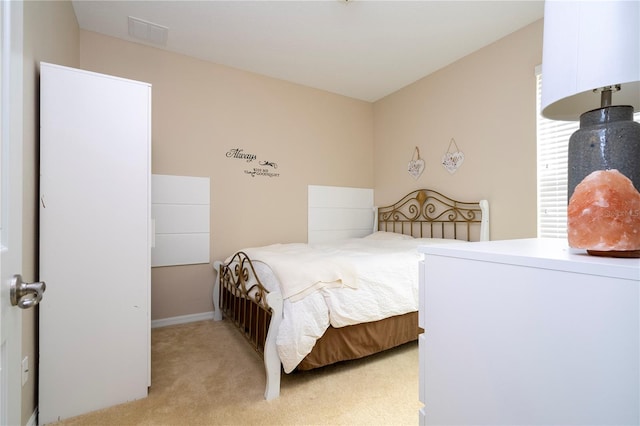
[307,185,374,244]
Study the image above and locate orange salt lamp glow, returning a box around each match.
[567,169,640,255]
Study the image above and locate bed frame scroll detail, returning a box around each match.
[376,189,489,241]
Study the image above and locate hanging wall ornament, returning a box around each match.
[442,138,465,174]
[407,146,425,180]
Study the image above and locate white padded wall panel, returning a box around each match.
[308,185,373,208]
[152,234,210,266]
[308,208,373,231]
[152,204,209,234]
[152,174,209,204]
[152,174,210,267]
[308,185,374,244]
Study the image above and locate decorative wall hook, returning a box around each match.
[408,146,425,180]
[442,138,464,174]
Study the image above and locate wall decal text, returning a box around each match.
[226,147,281,178]
[226,148,257,162]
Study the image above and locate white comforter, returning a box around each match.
[236,233,465,373]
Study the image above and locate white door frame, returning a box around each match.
[0,0,24,425]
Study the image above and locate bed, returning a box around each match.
[212,188,490,400]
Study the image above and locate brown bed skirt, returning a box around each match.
[296,311,420,371]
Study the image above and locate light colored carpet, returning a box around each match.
[56,319,420,425]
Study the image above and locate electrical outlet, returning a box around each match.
[21,356,28,386]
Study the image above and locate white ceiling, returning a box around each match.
[71,0,545,102]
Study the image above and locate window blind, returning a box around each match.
[536,68,640,238]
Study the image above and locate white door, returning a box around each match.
[0,1,24,425]
[39,63,150,424]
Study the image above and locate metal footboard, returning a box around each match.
[217,251,271,354]
[213,252,284,400]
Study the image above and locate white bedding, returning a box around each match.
[230,233,467,373]
[243,243,358,301]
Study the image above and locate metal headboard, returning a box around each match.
[376,189,489,241]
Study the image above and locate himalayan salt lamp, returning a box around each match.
[567,169,640,257]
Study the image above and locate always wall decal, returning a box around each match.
[226,148,281,178]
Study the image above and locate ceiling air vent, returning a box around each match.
[127,16,168,46]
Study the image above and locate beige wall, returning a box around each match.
[78,30,375,320]
[373,20,543,241]
[22,1,80,423]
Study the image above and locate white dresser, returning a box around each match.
[418,238,639,425]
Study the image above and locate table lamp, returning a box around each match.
[541,0,640,257]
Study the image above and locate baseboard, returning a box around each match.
[151,311,215,329]
[26,407,37,426]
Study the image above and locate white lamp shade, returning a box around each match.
[541,0,640,121]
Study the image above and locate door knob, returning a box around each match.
[10,274,46,309]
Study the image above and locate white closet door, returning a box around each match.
[39,63,151,423]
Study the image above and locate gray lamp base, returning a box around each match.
[568,105,640,201]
